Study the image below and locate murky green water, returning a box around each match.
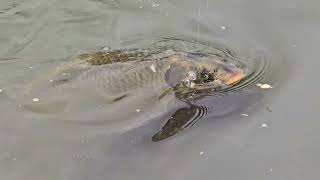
[1,0,319,180]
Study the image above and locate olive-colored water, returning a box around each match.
[0,0,319,179]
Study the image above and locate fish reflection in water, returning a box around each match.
[21,39,248,142]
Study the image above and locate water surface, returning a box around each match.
[1,0,318,180]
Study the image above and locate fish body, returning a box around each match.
[23,45,247,141]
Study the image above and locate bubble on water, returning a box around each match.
[150,64,156,72]
[187,71,197,80]
[101,46,110,51]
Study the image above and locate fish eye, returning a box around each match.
[202,73,209,80]
[200,69,211,81]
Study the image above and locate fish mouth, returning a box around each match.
[223,70,246,85]
[187,70,246,90]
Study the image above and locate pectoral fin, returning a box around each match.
[152,105,198,142]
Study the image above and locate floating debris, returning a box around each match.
[32,98,40,102]
[152,2,160,7]
[240,113,249,116]
[28,66,33,69]
[291,44,297,47]
[220,26,227,30]
[11,156,17,161]
[266,106,272,112]
[257,83,272,89]
[261,123,268,128]
[150,64,156,72]
[49,79,53,82]
[200,151,204,155]
[81,136,89,144]
[136,109,141,112]
[266,168,273,176]
[62,72,70,76]
[72,154,94,160]
[0,89,2,93]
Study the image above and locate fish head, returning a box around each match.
[162,51,246,100]
[175,52,246,90]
